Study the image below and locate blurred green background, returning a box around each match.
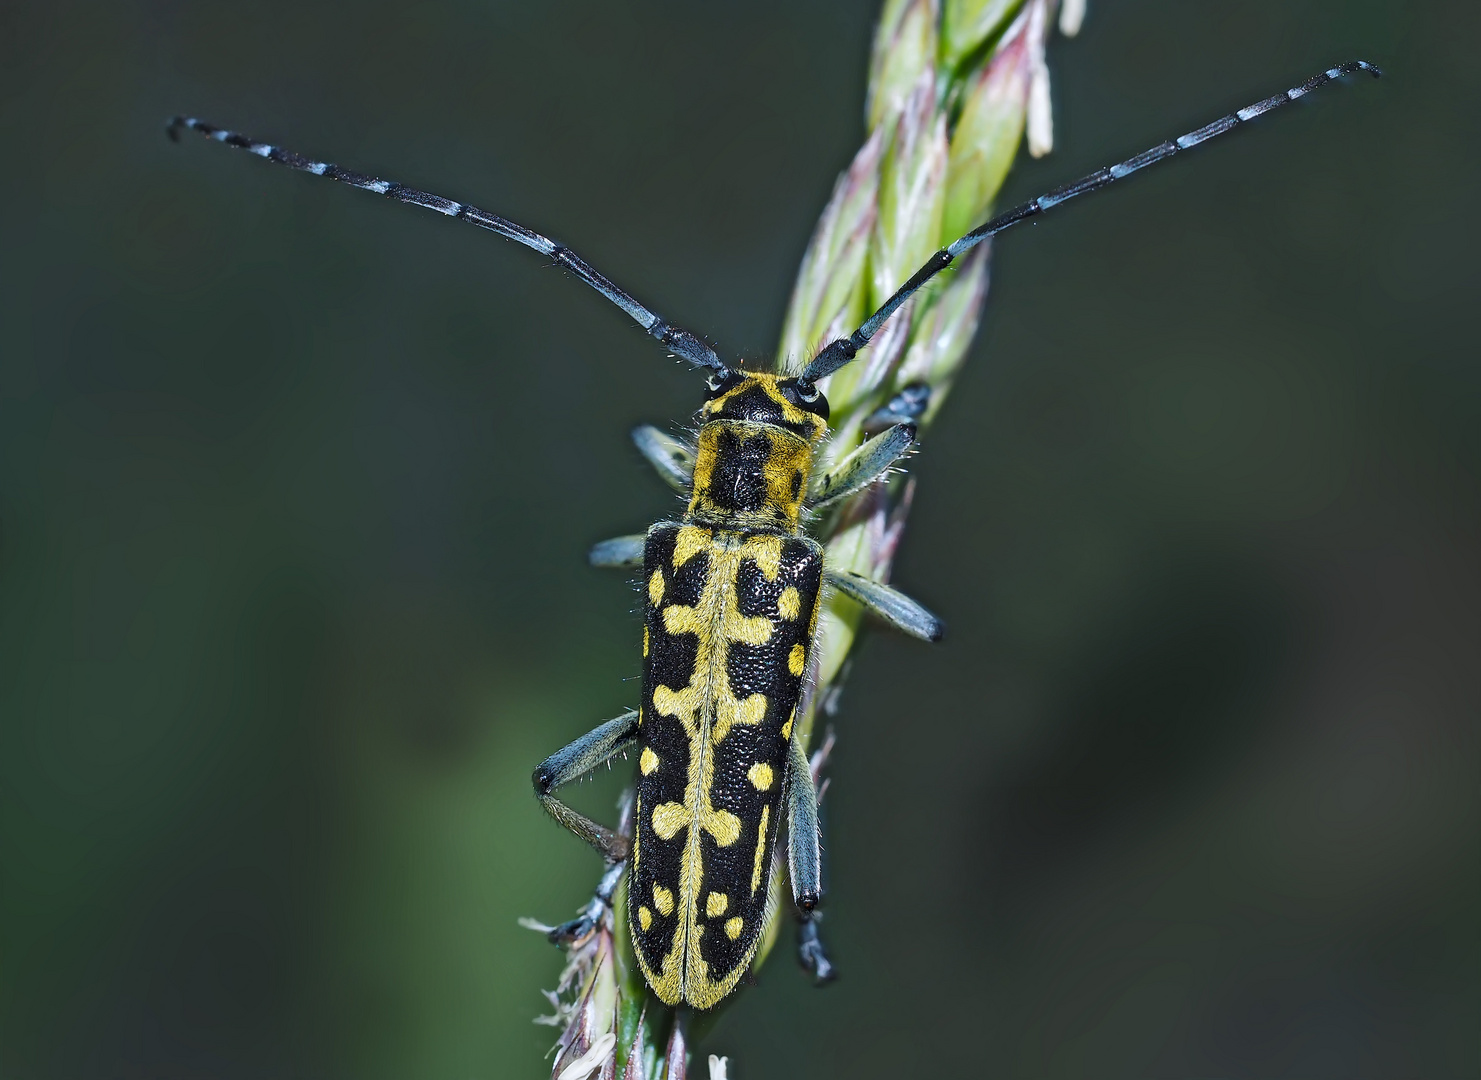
[2,0,1476,1076]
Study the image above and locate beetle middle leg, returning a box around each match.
[825,567,944,642]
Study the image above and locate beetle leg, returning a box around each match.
[532,709,640,861]
[533,710,641,946]
[787,734,837,984]
[632,424,695,491]
[588,534,646,569]
[796,913,836,984]
[825,567,944,642]
[807,422,915,508]
[546,859,628,947]
[786,735,822,910]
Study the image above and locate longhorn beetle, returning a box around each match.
[170,58,1379,1010]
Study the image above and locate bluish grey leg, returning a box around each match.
[825,568,944,642]
[532,710,641,945]
[808,423,915,508]
[787,735,822,910]
[545,860,628,948]
[533,710,640,860]
[632,425,695,491]
[788,734,836,984]
[588,534,646,569]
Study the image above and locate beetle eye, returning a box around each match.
[796,381,820,403]
[706,373,726,392]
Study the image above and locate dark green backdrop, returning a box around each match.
[2,1,1475,1076]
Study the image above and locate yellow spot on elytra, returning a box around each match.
[706,892,729,917]
[652,802,689,840]
[788,643,806,676]
[724,916,744,941]
[627,526,830,1011]
[777,586,800,620]
[711,692,767,744]
[706,808,741,848]
[750,804,770,895]
[748,762,774,791]
[648,793,739,847]
[640,747,659,775]
[780,714,794,741]
[672,525,710,568]
[638,906,653,931]
[748,535,783,581]
[652,884,674,916]
[648,570,665,606]
[643,626,649,657]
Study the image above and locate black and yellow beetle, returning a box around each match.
[168,58,1378,1012]
[538,367,938,1009]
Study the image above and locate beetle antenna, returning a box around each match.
[166,116,731,374]
[799,59,1382,385]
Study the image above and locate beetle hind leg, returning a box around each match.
[787,730,838,984]
[797,914,836,984]
[532,709,641,946]
[546,859,627,946]
[532,709,640,861]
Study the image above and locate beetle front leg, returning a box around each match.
[807,422,915,508]
[632,424,695,491]
[588,534,646,569]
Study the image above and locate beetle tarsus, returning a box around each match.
[547,914,599,947]
[797,914,836,985]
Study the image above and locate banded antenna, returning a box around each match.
[166,116,730,375]
[799,59,1382,386]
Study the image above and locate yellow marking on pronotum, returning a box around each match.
[648,570,665,606]
[640,747,659,776]
[652,883,674,917]
[724,916,744,941]
[706,892,729,917]
[788,642,806,676]
[750,804,770,895]
[747,762,774,791]
[777,586,800,620]
[638,906,653,931]
[688,421,813,531]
